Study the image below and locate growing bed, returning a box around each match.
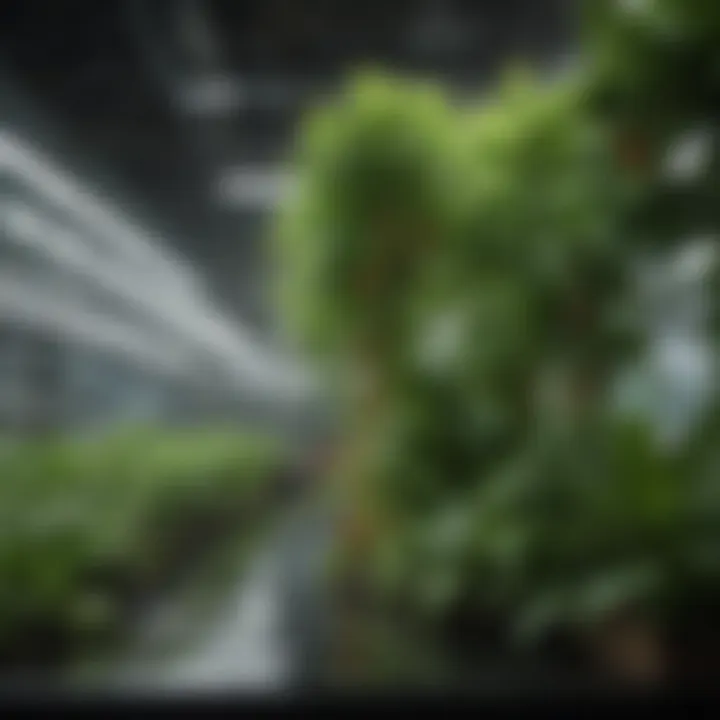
[0,428,287,671]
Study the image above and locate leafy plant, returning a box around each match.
[274,6,720,671]
[0,429,284,660]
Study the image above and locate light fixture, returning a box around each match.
[0,199,216,342]
[0,130,314,401]
[0,130,199,294]
[1,198,312,399]
[0,271,192,377]
[215,165,296,209]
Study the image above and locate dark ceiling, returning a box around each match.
[0,0,575,331]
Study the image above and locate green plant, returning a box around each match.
[0,429,284,660]
[274,6,720,670]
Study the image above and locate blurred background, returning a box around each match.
[0,0,713,699]
[0,0,576,436]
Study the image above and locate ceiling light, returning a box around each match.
[0,130,199,293]
[215,165,296,209]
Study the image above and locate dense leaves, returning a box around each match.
[274,70,460,379]
[274,3,720,658]
[0,430,283,659]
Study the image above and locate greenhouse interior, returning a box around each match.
[0,0,719,702]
